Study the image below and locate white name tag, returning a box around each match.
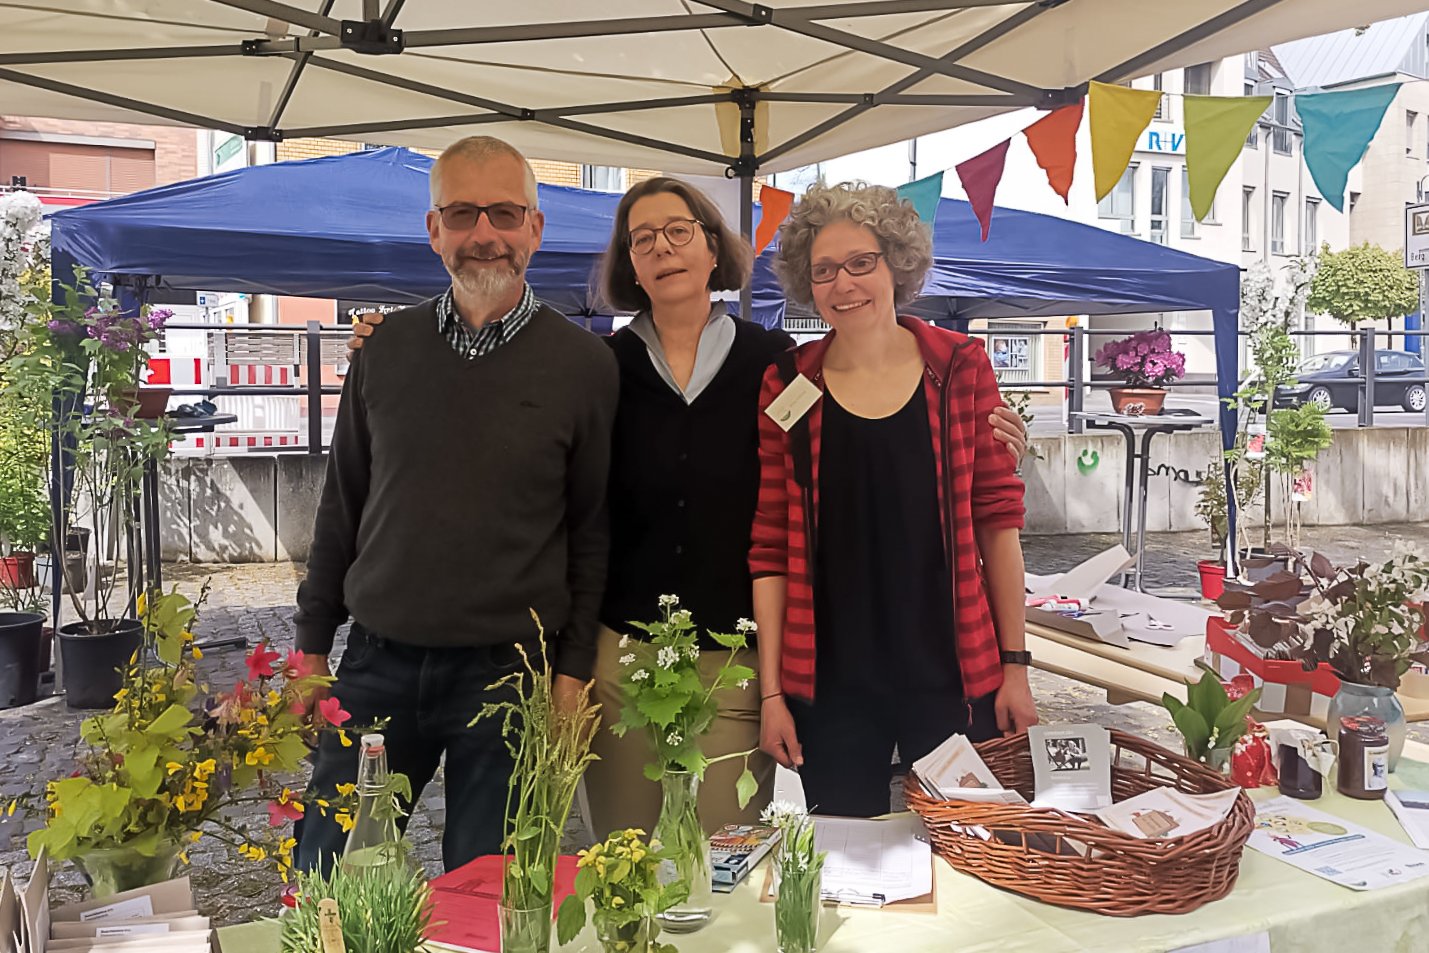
[80,896,155,922]
[764,373,822,432]
[96,922,171,938]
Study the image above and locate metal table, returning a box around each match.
[1070,409,1216,593]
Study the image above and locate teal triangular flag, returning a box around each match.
[897,171,944,229]
[1298,84,1401,212]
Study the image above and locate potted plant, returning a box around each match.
[5,265,174,707]
[611,596,759,934]
[763,801,826,953]
[1093,329,1186,416]
[1262,402,1332,553]
[1194,446,1264,600]
[23,585,348,895]
[473,612,601,953]
[281,856,434,953]
[556,828,685,953]
[1161,670,1261,772]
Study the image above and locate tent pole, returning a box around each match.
[737,88,757,323]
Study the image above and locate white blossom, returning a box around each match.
[760,799,807,826]
[631,669,650,682]
[619,653,636,666]
[657,646,679,669]
[672,609,692,627]
[658,594,679,608]
[687,645,700,661]
[737,679,751,690]
[619,634,630,649]
[665,730,683,746]
[735,618,758,635]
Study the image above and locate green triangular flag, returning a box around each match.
[1185,94,1272,221]
[897,171,944,228]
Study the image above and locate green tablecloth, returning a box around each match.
[220,761,1429,953]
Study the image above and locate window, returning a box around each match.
[1272,92,1293,155]
[1271,191,1288,254]
[1304,198,1320,254]
[1150,166,1170,244]
[1409,111,1419,157]
[581,165,623,191]
[1184,63,1213,96]
[1244,84,1259,148]
[1151,73,1165,119]
[1243,186,1255,251]
[1180,167,1204,237]
[1098,164,1137,233]
[987,321,1042,385]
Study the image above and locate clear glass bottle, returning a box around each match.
[341,733,404,870]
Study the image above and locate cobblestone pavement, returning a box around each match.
[3,523,1428,925]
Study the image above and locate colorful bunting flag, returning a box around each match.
[754,185,794,254]
[955,140,1011,241]
[1297,84,1402,212]
[896,171,945,229]
[1089,81,1164,201]
[1184,94,1272,221]
[1023,102,1083,202]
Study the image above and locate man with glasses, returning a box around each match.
[293,136,619,872]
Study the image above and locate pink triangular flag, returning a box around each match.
[955,139,1011,241]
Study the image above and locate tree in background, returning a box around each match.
[1307,242,1418,327]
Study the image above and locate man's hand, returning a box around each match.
[291,653,333,743]
[759,695,804,770]
[552,674,590,716]
[994,666,1039,737]
[989,404,1028,465]
[346,311,385,352]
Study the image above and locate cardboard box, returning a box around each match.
[1203,617,1340,720]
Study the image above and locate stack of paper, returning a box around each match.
[812,815,932,907]
[1093,787,1241,839]
[910,734,1027,805]
[1028,724,1114,812]
[1248,796,1429,890]
[1385,789,1429,849]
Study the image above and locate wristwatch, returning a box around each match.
[1000,650,1032,666]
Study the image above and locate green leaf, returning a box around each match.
[643,762,664,782]
[1170,705,1211,758]
[556,895,587,945]
[124,743,164,798]
[145,702,194,740]
[735,767,758,810]
[636,692,688,728]
[1187,672,1228,719]
[708,631,745,650]
[573,866,597,900]
[1212,689,1262,744]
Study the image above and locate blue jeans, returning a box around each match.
[295,623,536,873]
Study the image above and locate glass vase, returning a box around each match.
[595,913,660,953]
[653,770,713,933]
[497,899,552,953]
[1326,681,1407,770]
[773,865,822,953]
[72,838,183,899]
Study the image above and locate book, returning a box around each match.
[425,855,578,953]
[910,733,1027,806]
[710,824,780,893]
[1385,789,1429,850]
[1092,787,1241,840]
[1027,724,1113,812]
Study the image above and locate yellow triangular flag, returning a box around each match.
[1090,81,1164,201]
[1185,94,1272,221]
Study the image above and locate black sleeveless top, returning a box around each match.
[813,383,962,695]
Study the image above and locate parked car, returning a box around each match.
[1274,349,1427,412]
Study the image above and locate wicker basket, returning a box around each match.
[905,729,1254,916]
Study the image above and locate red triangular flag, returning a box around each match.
[955,139,1011,242]
[754,186,794,254]
[1024,102,1083,203]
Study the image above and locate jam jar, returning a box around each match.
[1337,715,1390,800]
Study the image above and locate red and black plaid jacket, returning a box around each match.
[749,316,1025,703]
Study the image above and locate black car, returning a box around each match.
[1275,349,1427,413]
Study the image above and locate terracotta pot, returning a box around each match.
[0,552,36,590]
[110,385,172,420]
[1108,387,1167,416]
[1197,560,1227,602]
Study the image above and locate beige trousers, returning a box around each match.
[583,625,776,842]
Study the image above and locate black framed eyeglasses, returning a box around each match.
[628,218,703,255]
[810,251,884,284]
[433,202,529,231]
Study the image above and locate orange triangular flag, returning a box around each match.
[1024,102,1083,203]
[754,186,794,254]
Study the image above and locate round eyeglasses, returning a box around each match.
[433,202,529,231]
[810,251,884,284]
[629,218,703,255]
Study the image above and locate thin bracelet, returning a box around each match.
[760,691,784,702]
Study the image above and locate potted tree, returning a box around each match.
[1262,403,1332,554]
[1195,444,1264,600]
[1093,329,1186,416]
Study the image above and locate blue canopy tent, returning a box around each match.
[752,195,1244,557]
[47,146,622,316]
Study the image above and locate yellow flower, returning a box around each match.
[611,896,625,907]
[335,783,356,798]
[191,646,203,661]
[136,592,148,618]
[114,688,129,703]
[334,811,356,834]
[266,690,282,707]
[188,831,202,844]
[245,747,274,767]
[193,759,217,781]
[166,762,184,776]
[238,843,267,862]
[338,730,353,748]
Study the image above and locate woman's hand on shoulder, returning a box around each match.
[988,405,1027,464]
[346,311,385,352]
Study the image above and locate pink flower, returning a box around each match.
[317,695,351,727]
[283,649,308,679]
[246,644,282,681]
[280,884,300,909]
[267,798,305,826]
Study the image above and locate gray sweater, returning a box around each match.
[294,299,619,680]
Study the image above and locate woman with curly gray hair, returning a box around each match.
[749,182,1038,817]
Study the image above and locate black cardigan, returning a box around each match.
[600,317,795,642]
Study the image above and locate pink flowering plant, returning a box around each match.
[23,585,373,884]
[1093,329,1187,388]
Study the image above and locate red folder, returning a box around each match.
[425,855,579,953]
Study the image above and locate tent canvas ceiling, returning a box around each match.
[3,1,1427,176]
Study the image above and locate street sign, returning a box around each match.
[1406,203,1429,268]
